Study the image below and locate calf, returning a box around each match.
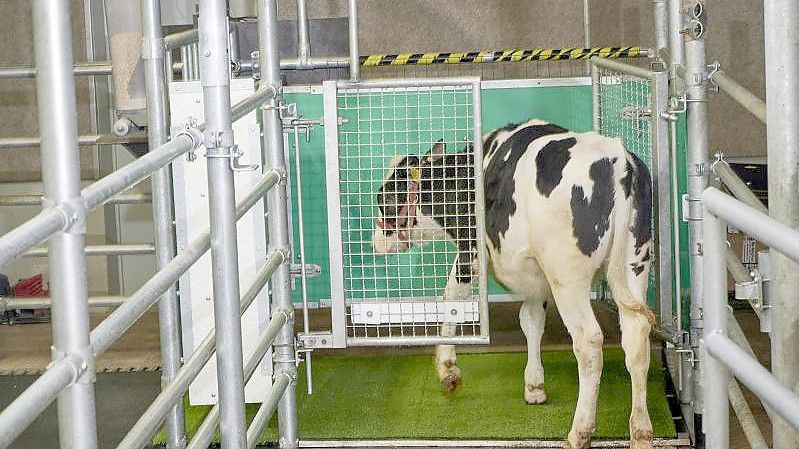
[371,119,656,449]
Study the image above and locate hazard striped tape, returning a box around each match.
[360,46,645,67]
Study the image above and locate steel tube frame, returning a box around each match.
[710,70,767,124]
[683,25,709,443]
[141,1,186,447]
[653,0,668,53]
[0,62,112,79]
[296,0,310,63]
[22,243,155,257]
[3,296,127,310]
[247,373,292,449]
[712,160,768,215]
[116,251,284,449]
[666,0,684,89]
[0,208,68,269]
[257,0,300,446]
[198,0,249,446]
[591,56,659,80]
[729,380,770,449]
[701,201,729,448]
[0,193,150,206]
[90,170,279,356]
[703,188,799,262]
[764,1,799,445]
[0,135,102,148]
[0,358,81,448]
[347,0,360,81]
[32,0,98,448]
[164,28,199,51]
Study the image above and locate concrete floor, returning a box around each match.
[0,303,773,448]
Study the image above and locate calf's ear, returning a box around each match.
[426,139,447,158]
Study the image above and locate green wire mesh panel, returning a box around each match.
[330,81,486,340]
[595,67,656,306]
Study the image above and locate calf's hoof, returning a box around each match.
[440,373,461,394]
[630,429,654,449]
[524,383,547,404]
[563,428,594,449]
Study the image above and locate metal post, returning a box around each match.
[583,0,591,75]
[667,0,685,92]
[296,0,310,63]
[653,0,668,53]
[764,0,799,446]
[141,1,185,448]
[591,62,600,132]
[198,0,248,448]
[683,12,708,445]
[702,206,730,449]
[32,0,98,448]
[257,0,299,447]
[347,0,360,81]
[652,71,674,334]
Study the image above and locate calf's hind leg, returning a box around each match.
[520,298,547,404]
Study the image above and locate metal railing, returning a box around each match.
[0,0,297,447]
[702,187,799,448]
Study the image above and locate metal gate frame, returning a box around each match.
[590,58,675,337]
[322,77,490,348]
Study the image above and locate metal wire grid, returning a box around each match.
[363,59,587,81]
[596,67,652,165]
[336,84,482,339]
[596,67,658,302]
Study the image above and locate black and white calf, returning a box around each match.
[372,119,656,449]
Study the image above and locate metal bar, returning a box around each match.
[653,0,668,52]
[22,243,155,257]
[702,205,730,448]
[713,160,768,215]
[164,28,199,51]
[296,0,310,63]
[141,1,185,447]
[726,246,753,285]
[651,71,674,332]
[291,128,313,394]
[115,251,283,449]
[764,2,799,445]
[727,309,778,422]
[347,0,359,81]
[591,63,600,132]
[90,171,279,356]
[684,26,709,441]
[0,193,150,206]
[0,358,81,448]
[0,208,67,270]
[472,81,490,341]
[0,135,100,148]
[198,0,248,446]
[33,0,98,447]
[703,188,799,262]
[706,333,799,432]
[729,380,770,449]
[296,440,692,448]
[246,373,292,449]
[0,62,112,79]
[582,0,591,74]
[229,85,277,124]
[257,0,300,446]
[81,133,198,210]
[347,336,491,347]
[589,57,658,81]
[337,76,485,90]
[185,269,286,449]
[710,70,767,124]
[3,296,126,310]
[666,0,685,90]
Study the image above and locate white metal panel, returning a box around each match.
[169,79,271,405]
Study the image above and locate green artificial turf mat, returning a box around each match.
[155,349,676,444]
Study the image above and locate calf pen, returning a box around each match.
[0,0,798,448]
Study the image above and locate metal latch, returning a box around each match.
[290,263,321,279]
[297,332,335,349]
[734,254,773,333]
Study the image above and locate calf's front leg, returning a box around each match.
[434,263,472,393]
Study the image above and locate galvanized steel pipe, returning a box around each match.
[0,62,112,79]
[710,70,766,124]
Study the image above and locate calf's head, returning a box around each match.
[371,142,447,254]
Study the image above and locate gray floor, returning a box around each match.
[0,371,161,449]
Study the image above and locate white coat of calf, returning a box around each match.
[372,118,656,449]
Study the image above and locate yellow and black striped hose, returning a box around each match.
[360,46,645,67]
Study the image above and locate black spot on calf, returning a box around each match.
[620,160,634,198]
[570,158,615,256]
[628,152,653,254]
[484,123,568,249]
[535,137,575,197]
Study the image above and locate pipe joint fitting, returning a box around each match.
[50,197,88,235]
[203,130,235,150]
[49,346,93,385]
[176,124,204,151]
